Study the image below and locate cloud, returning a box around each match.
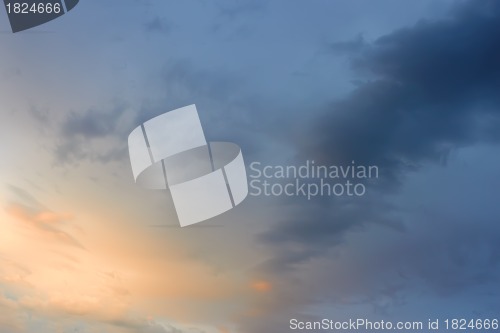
[5,203,84,250]
[107,318,189,333]
[250,1,500,330]
[62,106,126,139]
[259,195,402,267]
[3,187,84,253]
[263,0,500,263]
[144,17,172,34]
[54,103,132,165]
[330,34,366,55]
[215,0,266,20]
[4,185,83,250]
[51,59,258,166]
[250,280,272,293]
[2,183,253,333]
[300,0,500,177]
[0,186,201,333]
[0,295,22,333]
[130,59,275,161]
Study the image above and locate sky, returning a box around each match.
[1,0,500,332]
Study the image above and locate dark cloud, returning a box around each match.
[259,196,402,269]
[300,0,500,176]
[257,0,500,311]
[247,185,500,332]
[265,0,500,246]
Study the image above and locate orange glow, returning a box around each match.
[250,280,272,293]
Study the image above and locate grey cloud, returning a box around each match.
[264,0,500,255]
[53,60,258,166]
[255,0,500,317]
[134,60,278,161]
[28,106,51,127]
[330,34,366,55]
[302,0,500,176]
[54,103,131,165]
[259,196,402,269]
[62,105,127,139]
[144,17,171,34]
[246,207,500,333]
[54,137,88,165]
[54,138,128,166]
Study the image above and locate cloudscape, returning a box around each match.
[0,0,499,332]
